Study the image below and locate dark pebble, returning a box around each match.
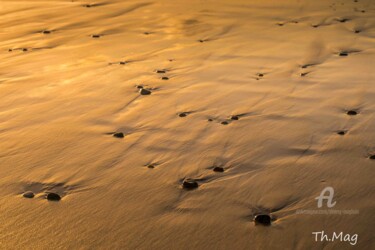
[337,130,346,135]
[156,70,166,74]
[179,112,187,117]
[208,118,213,122]
[182,179,199,189]
[23,191,35,199]
[147,164,155,169]
[213,166,224,172]
[161,77,169,80]
[119,61,127,65]
[139,88,151,95]
[92,34,101,38]
[369,155,375,160]
[22,48,28,52]
[347,110,357,116]
[221,121,229,125]
[113,132,124,138]
[42,30,51,34]
[46,193,61,201]
[254,214,272,226]
[339,52,348,56]
[230,115,239,120]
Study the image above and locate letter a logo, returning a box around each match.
[315,187,336,208]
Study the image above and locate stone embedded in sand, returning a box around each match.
[369,155,375,160]
[213,166,224,172]
[119,61,127,65]
[147,164,155,169]
[179,112,187,117]
[139,88,151,95]
[23,191,35,199]
[221,121,229,125]
[347,110,358,116]
[42,30,51,34]
[337,130,346,135]
[254,214,272,226]
[161,76,169,80]
[198,39,205,43]
[208,118,213,122]
[22,48,28,52]
[156,70,166,74]
[46,192,61,201]
[338,18,349,23]
[257,73,264,77]
[113,132,124,138]
[230,115,239,120]
[92,34,101,38]
[339,52,348,56]
[182,179,199,189]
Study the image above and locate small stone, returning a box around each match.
[208,118,213,122]
[156,70,166,74]
[42,30,51,34]
[119,61,127,65]
[161,76,169,80]
[182,179,198,189]
[136,85,143,89]
[221,121,229,125]
[213,166,224,172]
[230,115,239,120]
[339,52,348,56]
[337,130,346,135]
[46,192,61,201]
[147,164,155,169]
[113,132,124,138]
[198,39,205,43]
[369,155,375,160]
[139,88,151,95]
[254,214,272,226]
[179,113,187,117]
[22,48,28,52]
[347,110,357,116]
[23,191,34,199]
[257,73,264,77]
[92,34,101,38]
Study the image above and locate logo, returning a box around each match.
[315,186,336,208]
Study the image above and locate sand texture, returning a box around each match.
[0,0,374,249]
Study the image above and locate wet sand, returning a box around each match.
[0,0,374,249]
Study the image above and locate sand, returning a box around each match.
[0,0,374,249]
